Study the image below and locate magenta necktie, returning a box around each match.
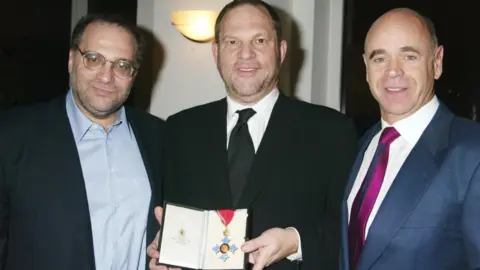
[348,127,400,269]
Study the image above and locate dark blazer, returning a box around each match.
[340,104,480,270]
[0,95,164,270]
[163,94,358,270]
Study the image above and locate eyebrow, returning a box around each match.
[368,49,386,59]
[221,31,270,41]
[252,32,269,38]
[400,46,421,54]
[368,46,421,59]
[82,50,133,64]
[116,57,133,63]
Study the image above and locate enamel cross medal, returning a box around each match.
[212,209,238,262]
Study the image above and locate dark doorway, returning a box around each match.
[88,0,137,24]
[0,1,71,109]
[341,0,478,136]
[0,0,139,110]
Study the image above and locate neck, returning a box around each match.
[73,96,119,131]
[228,87,275,105]
[92,114,119,131]
[381,94,435,125]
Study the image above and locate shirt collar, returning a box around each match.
[226,88,279,120]
[66,89,126,144]
[381,95,440,145]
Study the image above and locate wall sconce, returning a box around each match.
[171,10,218,42]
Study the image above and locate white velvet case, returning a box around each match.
[157,202,250,269]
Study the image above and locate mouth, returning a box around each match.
[92,85,114,96]
[385,87,408,92]
[235,67,259,77]
[238,67,256,71]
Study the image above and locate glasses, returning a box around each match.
[75,46,136,79]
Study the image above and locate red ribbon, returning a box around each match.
[217,209,234,226]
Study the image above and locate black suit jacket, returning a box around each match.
[0,95,164,270]
[163,94,358,270]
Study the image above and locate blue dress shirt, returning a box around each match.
[66,90,151,269]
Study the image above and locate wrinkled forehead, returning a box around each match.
[220,4,275,38]
[80,22,135,59]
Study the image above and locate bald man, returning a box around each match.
[339,8,480,270]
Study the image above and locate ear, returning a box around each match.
[68,49,74,73]
[279,40,287,64]
[433,45,444,80]
[363,53,369,82]
[212,42,219,65]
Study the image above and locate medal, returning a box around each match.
[212,209,238,262]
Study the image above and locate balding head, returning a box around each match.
[365,8,437,53]
[362,8,444,124]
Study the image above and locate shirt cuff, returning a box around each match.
[286,227,302,261]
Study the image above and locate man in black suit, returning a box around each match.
[0,14,163,270]
[147,1,357,269]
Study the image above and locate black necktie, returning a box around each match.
[228,108,256,205]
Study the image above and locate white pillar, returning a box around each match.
[71,0,88,34]
[293,0,344,111]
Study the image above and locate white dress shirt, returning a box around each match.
[226,88,278,151]
[226,88,302,260]
[347,96,440,238]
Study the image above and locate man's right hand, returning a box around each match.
[147,206,181,270]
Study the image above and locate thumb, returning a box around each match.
[242,236,264,253]
[155,206,164,225]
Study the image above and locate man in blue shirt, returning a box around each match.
[0,14,164,270]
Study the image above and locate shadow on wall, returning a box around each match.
[129,26,166,114]
[342,44,379,136]
[269,5,305,99]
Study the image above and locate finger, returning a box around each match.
[242,237,265,253]
[148,257,168,270]
[248,252,256,264]
[147,243,160,259]
[147,231,160,258]
[154,206,164,225]
[251,249,269,270]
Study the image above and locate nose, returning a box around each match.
[96,62,114,83]
[386,58,404,78]
[238,43,255,60]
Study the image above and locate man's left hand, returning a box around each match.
[241,228,299,270]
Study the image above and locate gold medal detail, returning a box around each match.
[220,243,230,254]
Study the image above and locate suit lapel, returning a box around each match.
[236,95,293,208]
[206,99,233,207]
[125,108,163,269]
[344,123,381,200]
[46,96,95,265]
[340,123,381,270]
[125,109,154,189]
[358,104,453,269]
